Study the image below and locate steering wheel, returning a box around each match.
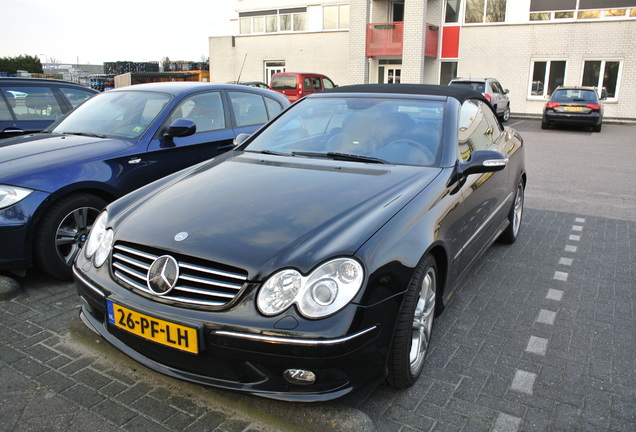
[383,138,435,165]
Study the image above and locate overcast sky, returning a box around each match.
[1,0,236,65]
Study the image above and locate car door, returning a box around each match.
[228,90,285,136]
[455,99,509,270]
[145,90,236,180]
[0,85,66,138]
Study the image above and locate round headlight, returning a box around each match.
[93,229,114,268]
[85,211,108,259]
[258,258,364,319]
[310,279,338,306]
[257,269,302,315]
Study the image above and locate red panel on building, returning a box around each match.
[441,26,460,59]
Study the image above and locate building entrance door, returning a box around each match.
[264,62,285,84]
[380,67,402,84]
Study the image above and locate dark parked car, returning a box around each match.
[541,86,604,132]
[449,77,511,122]
[74,84,526,402]
[0,82,289,279]
[0,77,98,139]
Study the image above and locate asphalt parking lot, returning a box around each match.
[1,119,635,432]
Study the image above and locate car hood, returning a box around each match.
[0,133,132,185]
[113,152,442,279]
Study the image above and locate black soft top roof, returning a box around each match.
[323,83,489,105]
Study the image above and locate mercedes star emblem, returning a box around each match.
[147,255,179,295]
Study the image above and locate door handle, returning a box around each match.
[128,158,142,164]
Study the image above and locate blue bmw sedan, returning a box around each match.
[0,82,289,279]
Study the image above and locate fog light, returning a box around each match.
[283,369,316,385]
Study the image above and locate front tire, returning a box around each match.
[386,254,437,389]
[34,193,107,280]
[499,179,524,244]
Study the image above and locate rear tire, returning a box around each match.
[541,119,549,129]
[34,193,107,280]
[386,254,437,389]
[500,105,510,122]
[499,179,524,244]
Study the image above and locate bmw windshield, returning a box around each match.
[50,91,172,140]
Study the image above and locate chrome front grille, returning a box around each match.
[112,242,248,308]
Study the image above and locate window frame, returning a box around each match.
[527,59,568,99]
[323,4,350,30]
[464,0,507,24]
[239,10,307,35]
[581,59,622,101]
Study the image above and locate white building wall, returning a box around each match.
[456,20,636,120]
[349,0,370,83]
[210,31,350,85]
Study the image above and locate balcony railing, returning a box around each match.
[366,22,439,58]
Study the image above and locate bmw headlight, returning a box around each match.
[84,211,113,267]
[0,185,33,210]
[257,258,364,319]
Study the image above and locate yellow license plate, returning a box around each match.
[107,301,198,354]
[565,106,583,111]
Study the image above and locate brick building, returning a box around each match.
[209,0,636,121]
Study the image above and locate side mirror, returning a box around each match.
[459,150,508,177]
[503,89,509,95]
[164,118,196,138]
[233,132,251,147]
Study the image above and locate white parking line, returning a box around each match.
[526,336,549,355]
[511,370,537,394]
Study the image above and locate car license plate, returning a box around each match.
[565,106,583,111]
[107,301,198,354]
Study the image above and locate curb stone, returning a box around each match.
[0,274,20,300]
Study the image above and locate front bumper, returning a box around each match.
[73,265,394,402]
[0,190,50,270]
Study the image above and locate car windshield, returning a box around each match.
[551,89,598,103]
[244,96,445,167]
[52,90,172,139]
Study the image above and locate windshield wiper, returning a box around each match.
[292,151,387,164]
[243,149,292,157]
[62,132,108,139]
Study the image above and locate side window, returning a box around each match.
[0,93,14,120]
[60,88,96,108]
[458,99,500,161]
[264,97,284,118]
[303,78,312,90]
[323,78,335,89]
[229,91,268,127]
[10,87,64,120]
[313,78,322,90]
[170,92,225,133]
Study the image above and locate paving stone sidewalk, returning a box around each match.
[342,208,636,431]
[1,207,634,432]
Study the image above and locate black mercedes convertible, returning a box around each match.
[74,84,526,402]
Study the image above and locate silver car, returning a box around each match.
[449,77,511,122]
